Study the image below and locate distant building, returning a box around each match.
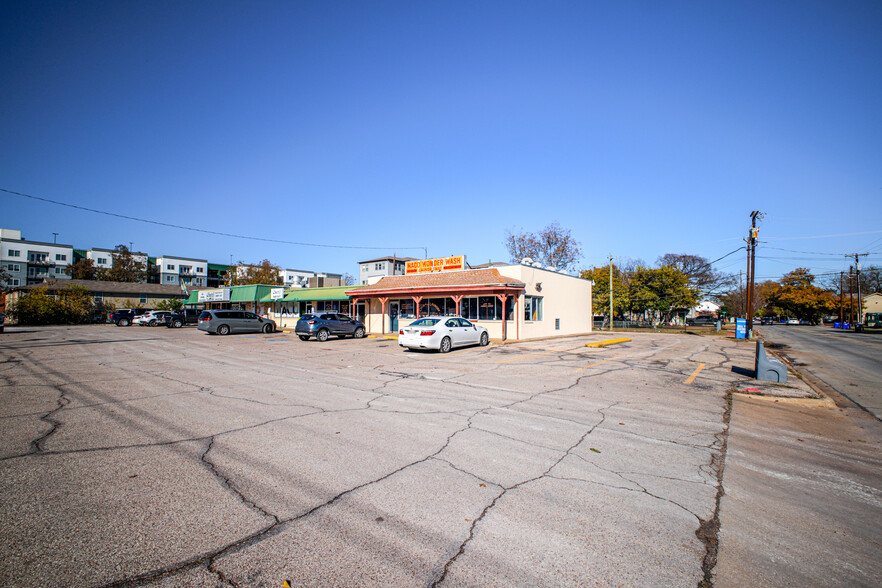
[1,228,73,287]
[85,247,149,273]
[688,300,721,318]
[358,256,417,285]
[6,278,188,310]
[156,255,207,287]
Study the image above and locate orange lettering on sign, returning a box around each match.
[405,255,466,274]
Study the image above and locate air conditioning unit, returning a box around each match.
[521,257,534,265]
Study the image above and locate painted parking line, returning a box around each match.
[685,363,706,384]
[573,355,621,373]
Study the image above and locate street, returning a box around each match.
[757,325,882,420]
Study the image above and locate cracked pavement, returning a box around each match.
[0,325,761,586]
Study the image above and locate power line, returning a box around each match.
[0,187,426,252]
[765,229,882,242]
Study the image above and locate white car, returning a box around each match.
[133,311,172,326]
[399,316,489,353]
[786,318,800,325]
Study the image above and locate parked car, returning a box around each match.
[760,317,774,325]
[686,315,717,327]
[295,313,366,341]
[166,308,202,328]
[197,310,276,335]
[111,308,153,326]
[134,311,172,326]
[0,312,5,333]
[786,318,800,325]
[399,316,489,353]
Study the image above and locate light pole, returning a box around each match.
[52,232,59,244]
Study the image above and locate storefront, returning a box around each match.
[260,285,366,329]
[183,284,279,314]
[347,263,592,341]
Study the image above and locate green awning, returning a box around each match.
[183,291,201,305]
[231,284,278,302]
[259,285,365,303]
[207,263,229,271]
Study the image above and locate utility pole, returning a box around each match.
[839,271,844,323]
[609,254,614,331]
[746,211,764,337]
[849,267,854,324]
[847,253,870,330]
[739,269,744,316]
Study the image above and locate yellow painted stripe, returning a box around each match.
[584,338,632,348]
[685,363,706,384]
[573,355,621,373]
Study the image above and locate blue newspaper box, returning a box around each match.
[735,318,747,339]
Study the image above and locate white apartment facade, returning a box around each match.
[156,255,207,287]
[358,256,415,285]
[1,228,73,287]
[86,247,149,271]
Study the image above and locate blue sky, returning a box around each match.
[2,0,880,284]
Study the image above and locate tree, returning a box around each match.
[342,273,356,286]
[7,287,61,325]
[766,268,837,322]
[504,222,582,271]
[628,266,699,322]
[155,298,183,311]
[67,258,97,280]
[657,253,734,297]
[580,265,629,317]
[103,245,147,282]
[0,265,11,291]
[57,284,95,323]
[236,259,282,285]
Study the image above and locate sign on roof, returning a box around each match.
[197,288,231,302]
[270,287,284,300]
[405,255,466,275]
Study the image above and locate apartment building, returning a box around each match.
[86,247,149,271]
[357,256,416,285]
[1,228,73,287]
[156,255,207,287]
[279,268,345,288]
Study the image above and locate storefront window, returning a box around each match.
[461,296,513,320]
[524,296,543,321]
[398,299,415,319]
[417,297,457,317]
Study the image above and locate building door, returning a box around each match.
[355,302,366,323]
[390,301,399,332]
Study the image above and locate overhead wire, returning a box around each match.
[0,187,426,252]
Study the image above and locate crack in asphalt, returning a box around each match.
[30,385,70,453]
[200,437,280,524]
[430,401,618,586]
[101,408,486,587]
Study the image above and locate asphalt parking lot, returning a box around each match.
[0,325,764,586]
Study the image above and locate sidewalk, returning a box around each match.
[715,395,882,586]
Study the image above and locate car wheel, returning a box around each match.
[263,324,274,334]
[149,320,157,326]
[217,324,230,336]
[117,318,130,327]
[480,332,489,346]
[173,320,183,328]
[354,327,365,339]
[316,329,329,342]
[298,335,310,341]
[440,336,451,353]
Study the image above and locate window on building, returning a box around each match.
[8,249,20,257]
[461,296,513,321]
[97,257,107,265]
[524,296,543,321]
[398,299,416,319]
[94,294,103,303]
[166,264,175,270]
[11,278,19,286]
[7,263,19,271]
[374,263,384,271]
[361,265,367,272]
[29,252,48,262]
[197,267,203,273]
[140,294,147,303]
[55,254,66,261]
[165,275,175,282]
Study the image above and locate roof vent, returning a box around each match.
[521,257,533,265]
[546,266,556,272]
[532,261,543,268]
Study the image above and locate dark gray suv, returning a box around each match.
[295,313,365,341]
[197,310,276,335]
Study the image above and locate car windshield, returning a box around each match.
[300,314,317,320]
[410,318,440,326]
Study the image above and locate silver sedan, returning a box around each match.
[398,316,489,353]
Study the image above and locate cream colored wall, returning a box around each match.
[864,293,882,318]
[503,265,592,339]
[358,265,592,340]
